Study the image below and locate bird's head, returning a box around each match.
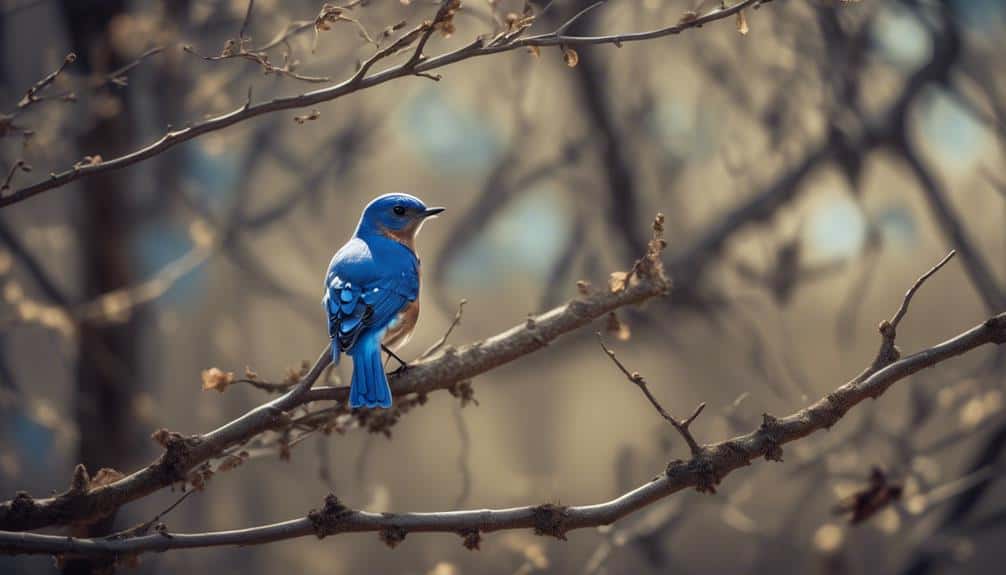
[356,193,445,247]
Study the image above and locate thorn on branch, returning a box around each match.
[532,503,570,540]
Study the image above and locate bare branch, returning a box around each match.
[0,0,773,208]
[95,47,164,89]
[2,311,1003,556]
[0,231,670,531]
[15,52,76,112]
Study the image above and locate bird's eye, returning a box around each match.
[393,205,406,216]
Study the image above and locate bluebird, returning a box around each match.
[323,193,444,408]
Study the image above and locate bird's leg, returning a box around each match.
[382,345,409,374]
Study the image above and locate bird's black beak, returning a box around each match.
[422,207,445,218]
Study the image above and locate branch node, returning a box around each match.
[308,494,353,538]
[532,503,570,540]
[448,380,478,407]
[379,524,408,548]
[9,492,37,519]
[69,464,90,495]
[458,527,481,550]
[686,457,721,494]
[152,429,201,483]
[759,414,784,462]
[986,314,1006,344]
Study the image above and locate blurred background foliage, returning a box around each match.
[1,0,1005,573]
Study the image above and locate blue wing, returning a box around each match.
[323,238,419,355]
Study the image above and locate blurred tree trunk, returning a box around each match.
[60,1,137,574]
[554,0,648,263]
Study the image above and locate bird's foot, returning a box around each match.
[382,345,409,375]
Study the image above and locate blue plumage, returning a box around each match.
[323,194,443,408]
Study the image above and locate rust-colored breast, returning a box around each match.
[379,220,419,252]
[383,299,420,350]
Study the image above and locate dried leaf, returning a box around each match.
[217,452,248,472]
[563,47,579,68]
[832,467,903,524]
[609,271,628,293]
[678,10,699,25]
[74,155,103,169]
[89,468,125,489]
[201,367,235,393]
[606,312,631,341]
[294,109,321,124]
[527,45,541,58]
[736,11,749,35]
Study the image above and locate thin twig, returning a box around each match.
[453,404,472,507]
[597,333,706,457]
[239,0,255,41]
[1,161,29,194]
[555,0,607,36]
[15,52,76,112]
[95,47,165,89]
[105,489,198,540]
[3,312,1004,556]
[889,250,956,330]
[183,45,332,83]
[420,299,466,359]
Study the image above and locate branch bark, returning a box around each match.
[0,0,772,208]
[2,311,1003,557]
[0,242,670,531]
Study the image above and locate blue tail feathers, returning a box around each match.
[349,338,392,408]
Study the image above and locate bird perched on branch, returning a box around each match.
[323,193,444,408]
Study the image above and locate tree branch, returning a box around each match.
[2,311,1002,557]
[0,0,773,208]
[0,225,670,531]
